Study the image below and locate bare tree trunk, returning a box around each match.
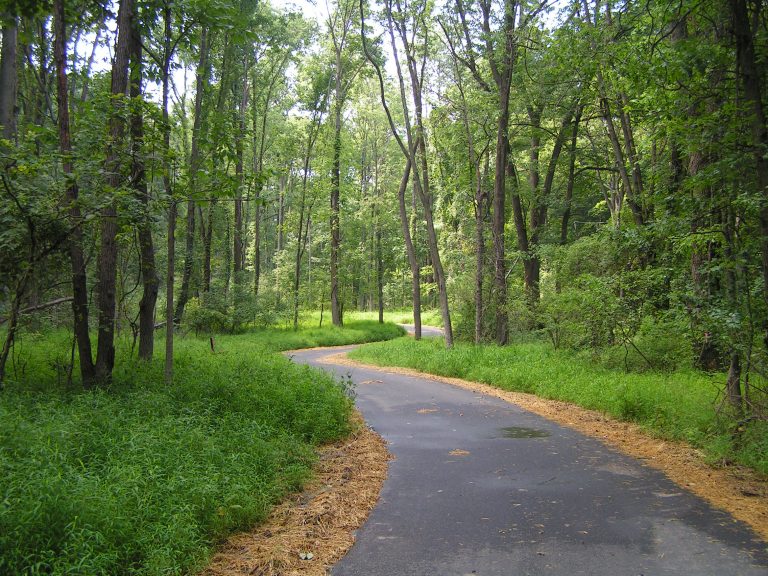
[561,105,583,245]
[293,112,325,330]
[390,0,453,346]
[330,94,343,326]
[234,62,248,279]
[398,160,422,338]
[730,0,768,350]
[165,201,176,382]
[160,0,175,385]
[175,27,208,322]
[54,0,95,387]
[0,271,29,387]
[360,0,422,337]
[95,0,132,382]
[130,13,158,360]
[525,104,543,305]
[726,352,743,411]
[0,16,18,141]
[201,200,215,293]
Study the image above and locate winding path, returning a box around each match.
[289,341,767,576]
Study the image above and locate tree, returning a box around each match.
[53,0,95,387]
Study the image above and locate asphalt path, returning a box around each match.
[289,344,768,576]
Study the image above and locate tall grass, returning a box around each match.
[0,321,402,575]
[349,337,768,475]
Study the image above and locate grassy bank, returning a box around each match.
[349,337,768,475]
[0,321,402,575]
[245,318,405,351]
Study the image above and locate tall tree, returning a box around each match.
[130,5,158,360]
[174,26,209,323]
[360,0,423,339]
[387,0,454,346]
[53,0,95,387]
[327,0,365,326]
[95,0,134,382]
[0,13,18,140]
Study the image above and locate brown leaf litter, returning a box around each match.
[321,351,768,542]
[200,411,390,576]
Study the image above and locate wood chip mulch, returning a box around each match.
[200,412,390,576]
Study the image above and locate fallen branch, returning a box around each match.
[0,297,73,326]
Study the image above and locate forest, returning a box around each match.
[1,0,767,573]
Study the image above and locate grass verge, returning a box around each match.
[0,321,403,575]
[349,337,768,476]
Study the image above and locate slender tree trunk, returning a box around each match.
[474,174,486,344]
[79,23,102,103]
[730,0,768,350]
[376,226,384,324]
[201,200,215,293]
[360,0,421,337]
[561,106,582,245]
[175,28,208,322]
[130,13,158,360]
[165,200,176,381]
[233,64,248,279]
[0,271,29,387]
[54,0,95,387]
[95,0,132,382]
[392,2,453,346]
[330,93,343,326]
[0,16,18,141]
[398,159,422,339]
[524,105,543,305]
[293,115,324,330]
[160,0,174,385]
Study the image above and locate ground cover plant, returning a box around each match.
[349,337,768,476]
[0,321,402,576]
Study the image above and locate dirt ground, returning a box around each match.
[201,349,767,576]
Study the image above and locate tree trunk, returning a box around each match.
[161,0,174,385]
[233,63,248,279]
[53,0,95,387]
[95,0,132,383]
[360,0,422,337]
[130,13,158,361]
[398,159,422,339]
[392,2,453,346]
[0,271,29,387]
[561,106,582,245]
[525,104,543,305]
[0,17,18,141]
[730,0,768,350]
[330,92,343,326]
[175,27,208,323]
[726,351,743,413]
[474,160,486,344]
[165,200,176,382]
[201,200,215,293]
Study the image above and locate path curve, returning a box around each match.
[290,345,767,576]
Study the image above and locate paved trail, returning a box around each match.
[289,344,767,576]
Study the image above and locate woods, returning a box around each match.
[0,0,766,405]
[1,0,768,573]
[2,0,768,407]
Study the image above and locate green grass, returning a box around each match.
[313,309,445,327]
[0,321,403,575]
[349,337,768,475]
[241,319,405,351]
